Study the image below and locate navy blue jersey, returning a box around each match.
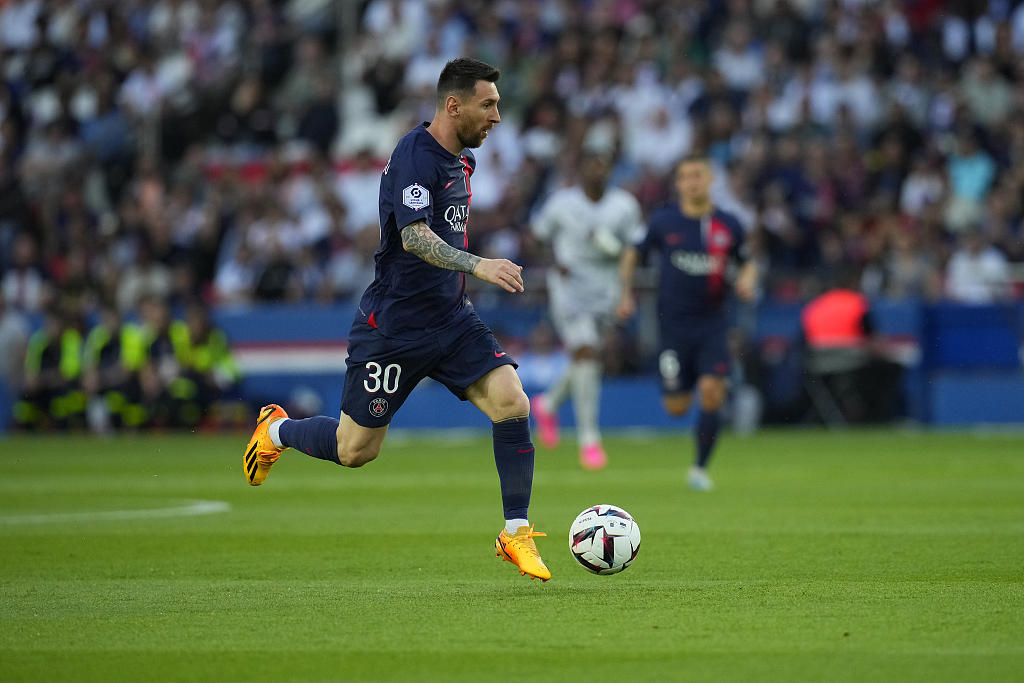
[636,205,746,322]
[356,123,476,340]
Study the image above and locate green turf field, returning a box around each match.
[1,429,1023,682]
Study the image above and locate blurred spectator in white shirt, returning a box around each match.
[0,0,41,50]
[885,54,930,129]
[713,22,765,93]
[404,33,449,98]
[625,107,693,175]
[214,242,259,305]
[120,52,169,119]
[363,0,430,59]
[810,56,880,131]
[899,154,945,217]
[959,57,1014,127]
[2,233,45,312]
[116,240,173,313]
[335,149,382,234]
[945,229,1010,304]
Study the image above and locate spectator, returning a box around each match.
[0,296,29,395]
[900,154,945,218]
[959,57,1014,127]
[275,36,335,123]
[14,308,85,429]
[335,149,382,234]
[946,130,996,232]
[168,303,240,426]
[884,227,941,300]
[214,242,258,305]
[945,228,1010,304]
[81,304,148,433]
[116,238,173,313]
[2,233,46,312]
[713,21,765,93]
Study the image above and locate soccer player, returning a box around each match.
[243,58,551,581]
[617,154,757,491]
[530,150,644,470]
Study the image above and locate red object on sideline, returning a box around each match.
[801,289,870,348]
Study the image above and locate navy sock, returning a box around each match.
[279,416,341,465]
[492,417,534,520]
[695,410,721,469]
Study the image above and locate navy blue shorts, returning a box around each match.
[341,309,516,428]
[658,318,730,395]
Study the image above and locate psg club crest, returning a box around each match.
[403,183,430,210]
[369,397,388,417]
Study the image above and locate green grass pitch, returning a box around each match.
[2,428,1023,682]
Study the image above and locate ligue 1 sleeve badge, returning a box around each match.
[369,397,389,417]
[403,183,430,210]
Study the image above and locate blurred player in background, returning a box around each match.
[242,59,552,581]
[531,150,644,470]
[618,154,757,490]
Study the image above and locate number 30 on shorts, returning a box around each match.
[363,362,402,394]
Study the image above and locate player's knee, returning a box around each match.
[494,387,530,421]
[573,346,596,361]
[337,442,381,468]
[698,378,726,411]
[663,394,691,416]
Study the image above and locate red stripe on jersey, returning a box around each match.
[460,155,473,249]
[367,311,377,328]
[706,217,733,303]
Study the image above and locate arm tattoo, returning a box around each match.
[401,220,481,274]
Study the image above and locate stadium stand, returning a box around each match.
[2,0,1024,431]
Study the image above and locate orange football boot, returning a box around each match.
[495,525,551,581]
[243,404,288,485]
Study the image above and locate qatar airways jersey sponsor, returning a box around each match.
[634,205,747,321]
[357,123,477,340]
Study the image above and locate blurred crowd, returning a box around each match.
[2,0,1024,428]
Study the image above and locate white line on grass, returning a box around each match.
[0,499,231,525]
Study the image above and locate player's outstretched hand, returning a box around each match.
[735,264,758,302]
[615,293,636,321]
[473,258,525,293]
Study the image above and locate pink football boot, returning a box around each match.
[579,443,608,471]
[531,394,560,449]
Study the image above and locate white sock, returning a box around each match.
[505,518,529,534]
[570,359,602,446]
[543,367,572,413]
[269,418,289,448]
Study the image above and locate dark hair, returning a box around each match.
[677,152,711,168]
[436,58,500,107]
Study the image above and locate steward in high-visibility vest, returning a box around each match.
[137,297,240,427]
[166,304,241,425]
[14,310,86,428]
[82,306,149,430]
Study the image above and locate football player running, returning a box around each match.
[617,154,757,490]
[243,58,551,581]
[531,150,644,470]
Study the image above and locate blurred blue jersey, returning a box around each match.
[635,205,747,328]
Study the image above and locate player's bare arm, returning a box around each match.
[735,260,758,302]
[615,246,640,320]
[401,219,525,293]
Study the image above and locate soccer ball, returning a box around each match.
[569,504,641,575]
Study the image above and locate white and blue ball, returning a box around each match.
[569,504,641,575]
